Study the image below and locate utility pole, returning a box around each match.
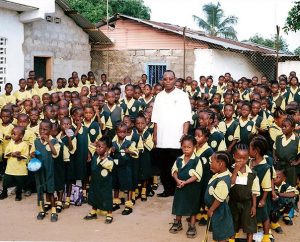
[276,25,280,80]
[183,26,186,78]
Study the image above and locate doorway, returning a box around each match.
[34,57,52,80]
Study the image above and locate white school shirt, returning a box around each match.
[151,87,192,149]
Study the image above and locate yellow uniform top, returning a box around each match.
[0,94,16,105]
[32,87,48,98]
[0,123,14,153]
[4,140,29,176]
[23,129,37,147]
[13,90,32,101]
[208,169,231,202]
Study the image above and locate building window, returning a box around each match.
[0,37,7,88]
[146,63,167,86]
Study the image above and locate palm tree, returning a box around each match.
[193,2,238,40]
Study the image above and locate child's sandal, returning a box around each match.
[283,215,293,225]
[121,207,132,215]
[63,202,70,209]
[56,205,63,213]
[141,195,147,202]
[105,216,113,224]
[43,204,51,212]
[169,220,183,234]
[83,213,97,220]
[37,212,46,220]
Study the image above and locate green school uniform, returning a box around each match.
[219,119,239,148]
[135,128,154,181]
[229,166,259,233]
[204,170,234,241]
[34,138,60,194]
[84,119,101,143]
[120,98,142,119]
[111,137,138,191]
[274,133,300,186]
[239,118,256,145]
[195,143,214,207]
[103,104,122,140]
[172,154,202,216]
[88,155,113,211]
[71,125,89,181]
[251,159,272,223]
[53,141,68,191]
[208,127,227,152]
[139,96,154,110]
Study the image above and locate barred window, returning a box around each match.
[0,37,7,87]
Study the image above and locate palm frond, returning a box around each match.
[193,15,212,33]
[202,2,224,27]
[216,26,238,40]
[218,15,238,29]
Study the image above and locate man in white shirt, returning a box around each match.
[152,70,192,197]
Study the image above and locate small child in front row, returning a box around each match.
[205,151,234,242]
[169,135,202,239]
[249,136,272,242]
[0,126,28,201]
[32,120,61,222]
[84,136,114,224]
[270,169,298,233]
[229,143,260,242]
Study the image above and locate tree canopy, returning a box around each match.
[283,1,300,33]
[67,0,151,23]
[294,46,300,56]
[193,2,238,40]
[246,34,290,53]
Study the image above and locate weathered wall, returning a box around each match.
[0,8,24,92]
[194,49,263,84]
[91,49,195,82]
[23,3,91,81]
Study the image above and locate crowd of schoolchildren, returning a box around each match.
[0,70,299,242]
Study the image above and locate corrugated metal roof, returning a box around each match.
[97,14,293,56]
[55,0,112,44]
[0,0,38,11]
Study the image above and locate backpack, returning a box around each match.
[70,184,84,206]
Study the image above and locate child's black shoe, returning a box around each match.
[82,196,88,204]
[283,216,293,225]
[0,190,8,200]
[121,207,132,215]
[169,219,183,234]
[152,184,158,190]
[37,212,46,220]
[83,213,97,220]
[15,193,22,201]
[50,213,58,222]
[43,203,51,212]
[56,204,63,213]
[120,197,125,205]
[105,216,113,224]
[186,224,197,238]
[112,203,120,211]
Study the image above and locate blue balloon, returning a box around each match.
[28,158,42,172]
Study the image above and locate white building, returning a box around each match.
[0,0,111,92]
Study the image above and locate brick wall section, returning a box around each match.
[23,4,91,81]
[91,49,195,83]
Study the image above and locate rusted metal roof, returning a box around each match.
[97,14,293,56]
[55,0,112,44]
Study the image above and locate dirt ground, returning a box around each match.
[0,186,299,242]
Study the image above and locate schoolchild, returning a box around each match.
[169,135,202,238]
[84,136,114,224]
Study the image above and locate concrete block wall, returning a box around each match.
[23,3,91,82]
[91,49,195,83]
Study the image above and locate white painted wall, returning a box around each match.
[278,60,300,76]
[0,8,24,93]
[194,49,263,83]
[23,4,91,83]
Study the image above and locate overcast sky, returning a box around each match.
[143,0,300,52]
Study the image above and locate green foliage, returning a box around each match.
[247,34,289,52]
[283,1,300,33]
[67,0,151,23]
[193,2,238,40]
[294,46,300,55]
